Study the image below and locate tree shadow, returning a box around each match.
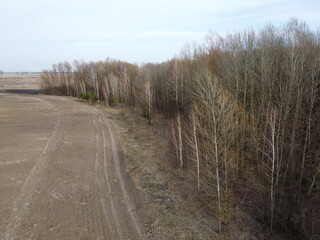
[0,89,42,95]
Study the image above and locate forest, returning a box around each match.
[40,19,320,239]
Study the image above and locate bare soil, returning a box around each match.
[0,75,146,239]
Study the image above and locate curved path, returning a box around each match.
[0,93,144,240]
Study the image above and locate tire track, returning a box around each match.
[93,114,124,240]
[99,117,126,240]
[77,109,108,240]
[94,109,145,240]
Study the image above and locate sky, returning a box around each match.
[0,0,319,72]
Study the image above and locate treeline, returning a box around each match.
[41,19,320,238]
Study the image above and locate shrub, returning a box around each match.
[83,92,90,101]
[91,93,99,104]
[78,92,84,100]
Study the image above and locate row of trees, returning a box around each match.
[41,19,320,239]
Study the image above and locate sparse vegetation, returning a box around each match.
[41,19,320,239]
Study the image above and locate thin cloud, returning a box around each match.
[0,0,319,71]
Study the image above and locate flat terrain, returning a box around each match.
[0,74,40,91]
[0,75,145,239]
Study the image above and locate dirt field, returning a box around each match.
[0,75,146,239]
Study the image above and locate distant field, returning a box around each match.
[0,74,41,90]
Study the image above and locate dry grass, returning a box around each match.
[98,106,259,240]
[78,102,294,240]
[0,74,40,90]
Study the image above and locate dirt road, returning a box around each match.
[0,89,145,239]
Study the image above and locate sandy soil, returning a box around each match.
[0,76,146,239]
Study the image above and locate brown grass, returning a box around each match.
[98,105,274,239]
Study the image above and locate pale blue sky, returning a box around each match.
[0,0,319,71]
